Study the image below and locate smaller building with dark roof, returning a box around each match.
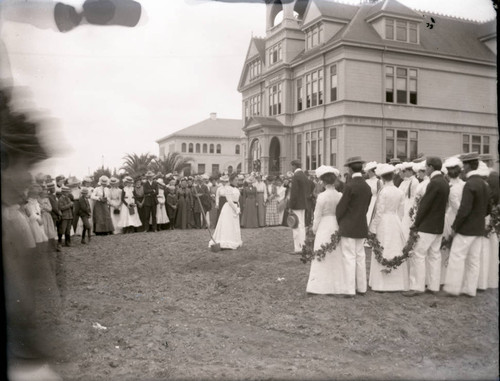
[156,113,243,176]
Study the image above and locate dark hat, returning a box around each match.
[56,175,66,182]
[290,160,301,167]
[46,182,56,189]
[461,152,480,163]
[61,185,70,192]
[479,154,494,162]
[344,156,365,166]
[81,187,89,195]
[412,157,426,163]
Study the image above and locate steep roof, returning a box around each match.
[156,117,242,142]
[313,0,359,21]
[293,0,496,64]
[252,37,266,61]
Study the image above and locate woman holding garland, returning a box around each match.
[306,165,345,295]
[368,164,409,292]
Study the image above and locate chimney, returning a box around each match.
[210,112,217,120]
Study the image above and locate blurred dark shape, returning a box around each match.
[83,0,142,27]
[54,2,83,32]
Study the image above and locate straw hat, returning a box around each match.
[123,176,134,184]
[364,161,378,172]
[109,177,120,185]
[443,157,463,169]
[375,163,395,177]
[344,156,365,166]
[219,175,230,182]
[316,165,339,179]
[145,171,155,178]
[98,176,110,186]
[67,176,81,187]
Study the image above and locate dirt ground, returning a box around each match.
[46,227,498,380]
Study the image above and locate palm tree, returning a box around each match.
[121,152,157,178]
[151,152,193,175]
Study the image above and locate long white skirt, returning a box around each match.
[306,216,346,294]
[369,213,409,291]
[209,203,242,250]
[156,203,170,224]
[118,203,142,228]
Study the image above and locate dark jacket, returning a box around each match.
[143,180,158,207]
[393,173,403,187]
[290,169,309,210]
[452,174,491,236]
[487,170,499,205]
[48,193,61,221]
[58,194,74,220]
[413,173,449,234]
[76,195,91,218]
[336,176,372,238]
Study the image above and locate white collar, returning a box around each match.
[430,171,441,179]
[294,168,302,173]
[352,173,362,178]
[449,177,464,185]
[466,170,481,178]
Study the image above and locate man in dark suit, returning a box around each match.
[143,171,158,232]
[304,171,316,227]
[444,153,491,297]
[405,156,450,296]
[289,160,308,253]
[46,182,62,251]
[336,156,372,296]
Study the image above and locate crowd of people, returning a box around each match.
[296,154,499,298]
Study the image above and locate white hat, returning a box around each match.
[375,163,395,177]
[402,162,414,170]
[441,166,448,175]
[219,175,230,182]
[412,162,425,173]
[316,165,340,179]
[364,161,378,172]
[98,175,110,185]
[201,174,209,180]
[443,157,463,169]
[477,161,490,177]
[394,163,404,172]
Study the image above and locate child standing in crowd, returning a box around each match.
[58,186,74,247]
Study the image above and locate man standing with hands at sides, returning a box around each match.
[404,157,449,297]
[336,156,372,297]
[289,160,308,254]
[143,171,159,232]
[444,153,491,297]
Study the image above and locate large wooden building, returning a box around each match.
[238,0,497,175]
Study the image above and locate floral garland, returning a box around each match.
[408,196,421,222]
[301,226,419,274]
[440,235,454,251]
[485,203,500,238]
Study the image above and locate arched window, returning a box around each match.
[181,143,186,153]
[209,144,214,154]
[228,165,233,174]
[195,143,200,153]
[236,163,242,173]
[188,143,193,153]
[216,144,221,154]
[235,145,240,155]
[203,143,207,153]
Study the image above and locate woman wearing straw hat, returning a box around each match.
[108,177,123,234]
[155,178,170,230]
[209,174,242,250]
[306,166,345,295]
[369,164,409,292]
[119,176,143,233]
[91,176,114,235]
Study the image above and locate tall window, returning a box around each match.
[330,128,337,166]
[297,78,303,111]
[203,143,207,153]
[181,143,186,153]
[386,129,418,162]
[212,164,219,175]
[248,59,261,81]
[304,69,323,108]
[268,43,282,66]
[463,134,490,154]
[386,66,417,105]
[305,22,323,50]
[305,130,322,170]
[195,143,200,153]
[188,143,193,153]
[216,144,221,154]
[269,83,282,116]
[198,163,205,174]
[235,145,240,154]
[209,144,214,154]
[330,64,337,102]
[296,134,302,162]
[385,18,418,43]
[244,94,261,121]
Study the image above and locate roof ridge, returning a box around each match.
[412,8,492,24]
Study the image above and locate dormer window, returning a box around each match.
[305,23,323,50]
[385,18,418,43]
[248,59,261,81]
[268,43,282,66]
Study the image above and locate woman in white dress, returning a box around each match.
[209,174,242,250]
[306,165,345,295]
[275,177,287,225]
[118,176,142,233]
[108,177,123,234]
[364,161,380,225]
[369,164,409,292]
[24,184,48,250]
[155,178,170,230]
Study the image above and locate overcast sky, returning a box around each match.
[0,0,496,178]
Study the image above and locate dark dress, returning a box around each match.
[241,185,259,228]
[175,188,190,229]
[166,192,178,227]
[92,186,114,234]
[133,185,145,232]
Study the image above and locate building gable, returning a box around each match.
[238,38,266,90]
[301,0,322,28]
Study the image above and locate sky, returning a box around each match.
[0,0,496,178]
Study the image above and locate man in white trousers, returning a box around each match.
[444,153,491,297]
[289,160,309,254]
[404,156,449,297]
[336,156,372,296]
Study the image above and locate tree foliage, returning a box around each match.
[150,152,193,175]
[120,152,157,178]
